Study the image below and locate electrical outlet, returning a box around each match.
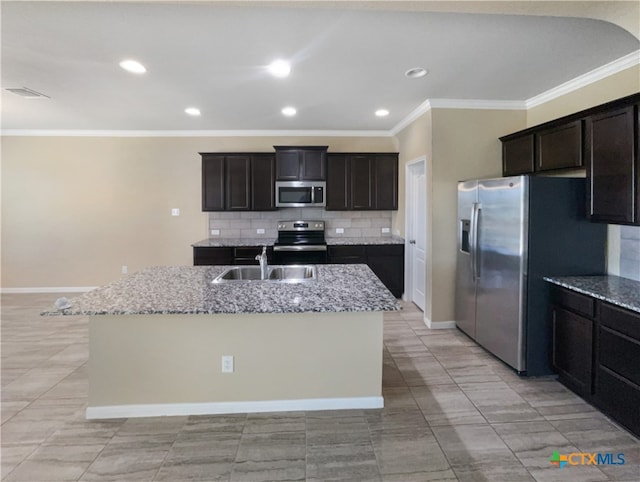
[256,228,265,234]
[211,229,220,236]
[336,228,344,234]
[381,227,390,233]
[221,355,234,373]
[121,265,128,274]
[171,208,180,216]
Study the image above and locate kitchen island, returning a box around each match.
[45,265,399,419]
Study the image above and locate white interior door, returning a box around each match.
[406,159,426,311]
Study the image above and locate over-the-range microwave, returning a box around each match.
[275,181,326,208]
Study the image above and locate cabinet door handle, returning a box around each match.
[409,240,416,244]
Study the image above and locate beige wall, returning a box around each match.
[1,135,394,288]
[394,108,526,322]
[526,65,640,127]
[393,110,432,238]
[89,311,383,410]
[429,109,526,322]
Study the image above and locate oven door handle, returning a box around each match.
[273,245,327,252]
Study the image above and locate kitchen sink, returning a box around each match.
[212,265,317,284]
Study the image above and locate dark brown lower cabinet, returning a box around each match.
[232,247,273,265]
[193,247,232,266]
[327,245,366,264]
[550,285,640,437]
[328,244,404,298]
[551,306,593,398]
[193,246,272,266]
[594,303,640,436]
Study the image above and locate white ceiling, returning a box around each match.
[1,1,638,132]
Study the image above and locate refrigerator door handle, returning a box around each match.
[474,205,482,279]
[470,203,478,281]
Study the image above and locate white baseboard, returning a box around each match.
[424,317,457,330]
[86,396,384,420]
[1,286,97,294]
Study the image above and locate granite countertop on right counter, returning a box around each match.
[326,236,405,245]
[544,275,640,314]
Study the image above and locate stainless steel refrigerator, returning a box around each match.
[455,176,606,376]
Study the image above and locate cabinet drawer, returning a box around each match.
[600,303,640,341]
[599,326,640,386]
[328,245,366,258]
[193,247,233,266]
[366,244,404,257]
[233,246,273,265]
[595,366,640,436]
[550,286,595,318]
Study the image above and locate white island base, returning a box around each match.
[87,311,383,419]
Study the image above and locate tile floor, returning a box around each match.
[1,294,638,481]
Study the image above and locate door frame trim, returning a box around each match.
[404,156,427,311]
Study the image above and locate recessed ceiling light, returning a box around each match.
[282,106,297,117]
[268,60,291,78]
[185,107,201,116]
[405,67,428,78]
[375,109,390,117]
[119,59,146,74]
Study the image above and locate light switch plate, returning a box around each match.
[336,228,344,234]
[171,208,180,216]
[211,229,220,236]
[381,227,390,233]
[221,355,234,373]
[256,228,265,234]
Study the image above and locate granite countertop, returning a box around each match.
[192,238,276,247]
[326,236,405,245]
[43,265,400,316]
[192,236,404,247]
[544,275,640,313]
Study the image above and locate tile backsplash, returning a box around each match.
[619,225,640,281]
[208,209,393,239]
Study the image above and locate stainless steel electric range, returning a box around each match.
[273,220,327,265]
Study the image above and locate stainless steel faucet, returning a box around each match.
[255,246,268,280]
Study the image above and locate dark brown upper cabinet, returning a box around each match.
[373,154,399,210]
[350,155,374,209]
[586,104,638,225]
[274,146,328,181]
[500,93,640,226]
[502,120,583,175]
[202,154,225,211]
[326,154,349,210]
[326,153,398,211]
[250,154,276,211]
[536,120,583,171]
[201,153,276,212]
[502,134,534,176]
[500,93,639,183]
[225,155,251,210]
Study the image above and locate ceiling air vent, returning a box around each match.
[5,87,50,99]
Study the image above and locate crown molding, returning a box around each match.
[427,99,526,110]
[526,49,640,109]
[0,129,393,138]
[390,98,525,135]
[389,99,433,136]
